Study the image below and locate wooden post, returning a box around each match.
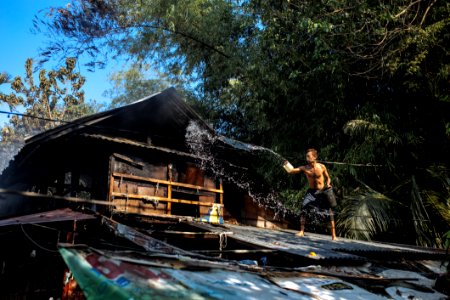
[219,178,224,220]
[107,156,115,214]
[167,164,173,215]
[219,178,224,206]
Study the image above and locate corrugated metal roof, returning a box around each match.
[184,222,446,262]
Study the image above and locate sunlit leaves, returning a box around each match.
[104,62,171,108]
[0,57,91,140]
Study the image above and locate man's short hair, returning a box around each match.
[306,148,318,158]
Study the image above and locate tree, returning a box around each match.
[36,0,450,245]
[0,57,94,172]
[103,62,170,108]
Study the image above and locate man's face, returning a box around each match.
[306,151,317,163]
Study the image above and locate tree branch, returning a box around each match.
[126,23,231,59]
[420,0,437,26]
[394,0,423,19]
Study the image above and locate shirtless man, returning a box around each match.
[283,148,337,240]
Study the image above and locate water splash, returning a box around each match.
[185,121,289,217]
[217,136,286,163]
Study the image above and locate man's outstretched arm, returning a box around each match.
[283,161,303,174]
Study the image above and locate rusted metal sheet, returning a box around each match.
[240,195,289,229]
[0,208,95,226]
[178,162,204,186]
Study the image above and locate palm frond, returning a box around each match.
[343,119,401,145]
[424,191,450,224]
[426,166,450,207]
[344,119,388,136]
[337,184,400,240]
[410,175,441,247]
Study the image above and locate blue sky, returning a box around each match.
[0,0,119,125]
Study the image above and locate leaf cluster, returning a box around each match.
[0,58,90,141]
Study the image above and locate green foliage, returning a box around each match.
[0,58,91,140]
[410,175,441,247]
[0,58,96,172]
[279,189,305,214]
[444,230,450,252]
[103,62,171,108]
[337,182,402,241]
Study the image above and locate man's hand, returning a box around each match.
[283,161,294,173]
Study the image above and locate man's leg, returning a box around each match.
[329,208,337,240]
[297,190,315,237]
[296,213,306,236]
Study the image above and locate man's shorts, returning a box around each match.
[302,187,337,213]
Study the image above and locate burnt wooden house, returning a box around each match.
[0,88,287,228]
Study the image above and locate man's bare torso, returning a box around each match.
[302,163,326,190]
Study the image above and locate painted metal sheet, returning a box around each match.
[58,245,448,300]
[59,246,309,299]
[59,247,207,300]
